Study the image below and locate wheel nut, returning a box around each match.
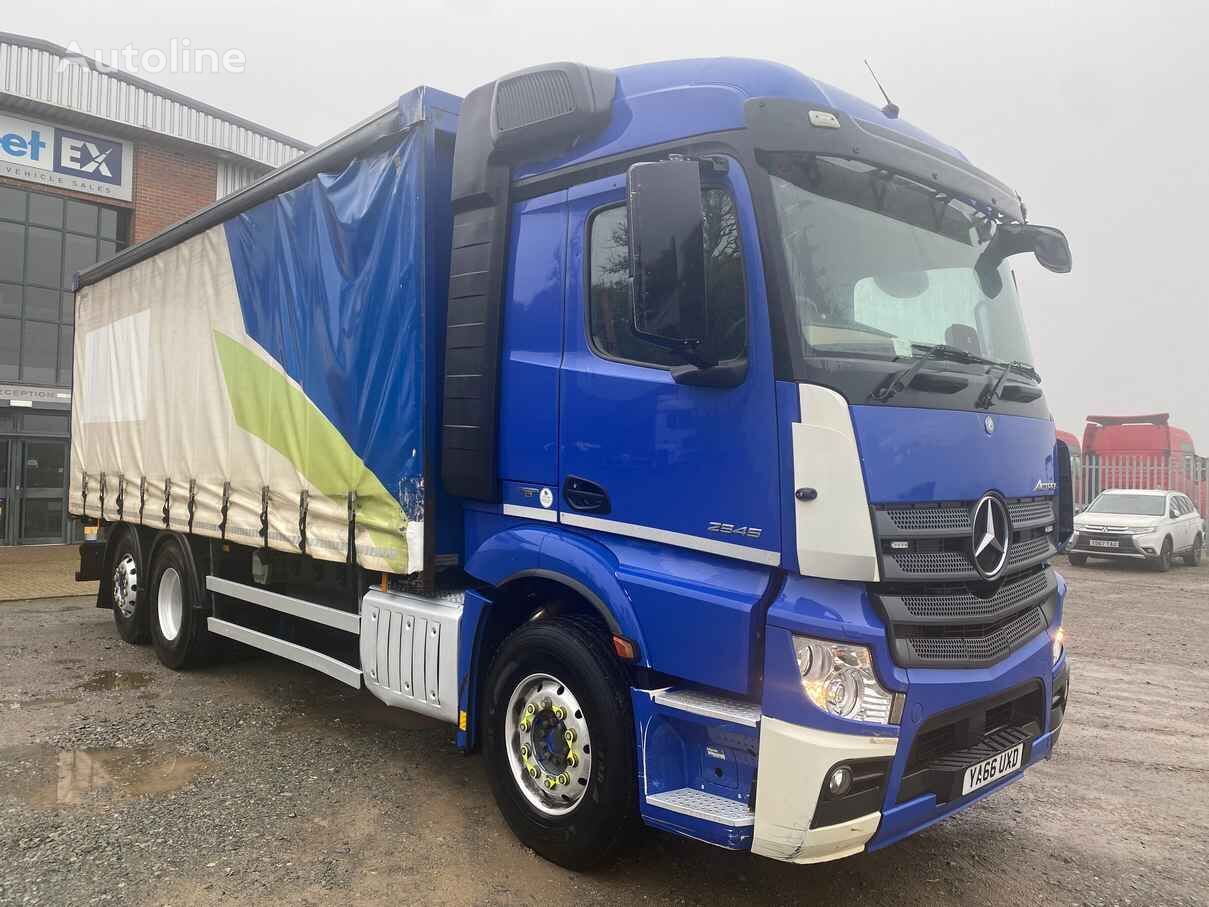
[557,772,571,786]
[528,765,539,779]
[524,703,536,716]
[563,728,576,744]
[519,744,531,758]
[552,705,566,720]
[566,751,579,768]
[519,719,530,732]
[544,775,558,790]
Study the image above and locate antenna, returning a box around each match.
[864,59,900,119]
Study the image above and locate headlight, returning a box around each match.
[791,635,894,725]
[1052,625,1065,664]
[1129,525,1160,535]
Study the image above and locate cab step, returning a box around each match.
[645,788,755,827]
[651,688,762,726]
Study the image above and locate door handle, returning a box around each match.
[563,476,611,515]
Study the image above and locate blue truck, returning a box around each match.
[71,58,1074,869]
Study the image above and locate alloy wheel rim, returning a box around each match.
[504,672,593,815]
[157,566,183,642]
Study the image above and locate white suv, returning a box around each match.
[1068,489,1204,571]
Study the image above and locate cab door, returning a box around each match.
[556,163,780,566]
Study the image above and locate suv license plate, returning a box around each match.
[962,743,1024,795]
[1089,539,1119,548]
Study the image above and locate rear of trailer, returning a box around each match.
[69,88,461,586]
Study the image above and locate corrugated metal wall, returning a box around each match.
[0,36,309,170]
[216,159,268,198]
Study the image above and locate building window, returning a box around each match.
[0,185,129,387]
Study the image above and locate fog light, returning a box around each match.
[827,766,853,797]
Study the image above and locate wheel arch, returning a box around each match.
[465,524,646,658]
[147,529,210,606]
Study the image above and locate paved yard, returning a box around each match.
[0,545,97,602]
[0,556,1206,905]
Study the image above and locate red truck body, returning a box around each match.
[1079,414,1206,516]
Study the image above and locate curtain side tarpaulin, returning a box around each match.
[70,130,426,575]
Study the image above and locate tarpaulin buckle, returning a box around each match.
[260,485,270,547]
[139,477,147,524]
[219,481,231,540]
[187,479,197,534]
[298,489,309,556]
[347,491,358,564]
[98,473,107,521]
[80,471,89,517]
[163,477,172,528]
[116,474,125,521]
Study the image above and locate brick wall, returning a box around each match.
[131,141,217,243]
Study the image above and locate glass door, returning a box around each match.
[16,439,67,543]
[0,439,10,544]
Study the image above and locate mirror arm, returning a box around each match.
[671,358,747,388]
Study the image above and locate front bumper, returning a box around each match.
[1069,530,1162,559]
[752,636,1069,863]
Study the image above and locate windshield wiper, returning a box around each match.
[977,360,1041,408]
[868,343,991,403]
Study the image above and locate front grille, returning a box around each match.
[890,547,972,575]
[1007,535,1053,567]
[1008,498,1055,526]
[900,569,1050,620]
[904,607,1046,664]
[885,505,970,532]
[872,497,1057,668]
[880,496,1054,534]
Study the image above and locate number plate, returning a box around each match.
[1089,539,1119,548]
[962,743,1024,796]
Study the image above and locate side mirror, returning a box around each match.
[975,223,1072,296]
[626,160,710,362]
[1031,226,1072,273]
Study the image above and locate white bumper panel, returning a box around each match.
[752,717,898,863]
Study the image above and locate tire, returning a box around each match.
[482,615,637,870]
[1067,553,1088,567]
[1185,534,1203,567]
[148,538,214,670]
[1153,537,1173,572]
[109,528,150,644]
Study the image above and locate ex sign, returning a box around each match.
[0,113,133,201]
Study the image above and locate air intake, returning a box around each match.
[495,69,576,132]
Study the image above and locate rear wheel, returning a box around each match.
[1154,537,1173,572]
[109,529,149,644]
[149,539,214,670]
[482,616,636,870]
[1067,552,1088,567]
[1185,534,1203,567]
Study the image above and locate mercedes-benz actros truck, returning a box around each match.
[70,58,1074,869]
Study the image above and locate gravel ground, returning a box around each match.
[1,558,1206,906]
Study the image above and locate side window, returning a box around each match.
[588,188,746,368]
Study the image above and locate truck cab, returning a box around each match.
[441,58,1073,864]
[71,58,1074,869]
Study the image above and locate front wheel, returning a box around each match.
[482,616,636,869]
[1154,537,1173,572]
[1185,534,1203,567]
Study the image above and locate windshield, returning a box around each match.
[764,152,1036,369]
[1085,494,1166,516]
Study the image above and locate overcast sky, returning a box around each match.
[8,0,1208,443]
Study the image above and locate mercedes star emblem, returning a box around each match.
[984,415,995,435]
[971,494,1011,579]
